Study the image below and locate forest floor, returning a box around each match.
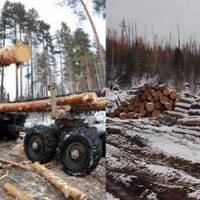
[0,112,106,200]
[0,138,106,200]
[106,117,200,200]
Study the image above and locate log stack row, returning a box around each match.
[172,94,200,136]
[0,93,107,113]
[107,84,181,120]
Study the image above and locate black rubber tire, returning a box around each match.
[24,125,58,164]
[59,128,102,176]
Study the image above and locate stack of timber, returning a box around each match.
[107,84,181,120]
[163,93,195,120]
[0,93,107,113]
[173,93,200,135]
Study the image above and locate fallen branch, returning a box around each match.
[32,162,86,200]
[0,157,30,170]
[4,183,34,200]
[0,170,9,180]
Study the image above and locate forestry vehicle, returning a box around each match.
[0,44,106,176]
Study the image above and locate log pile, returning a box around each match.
[170,92,200,135]
[107,84,181,120]
[0,93,107,113]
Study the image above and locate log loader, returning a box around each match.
[0,44,107,176]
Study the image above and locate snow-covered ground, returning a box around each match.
[107,117,200,200]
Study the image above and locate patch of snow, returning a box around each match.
[146,163,200,184]
[24,113,54,128]
[126,126,200,163]
[187,190,200,199]
[106,193,120,200]
[146,192,158,200]
[112,173,136,187]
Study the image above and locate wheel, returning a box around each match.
[59,128,102,176]
[24,125,58,163]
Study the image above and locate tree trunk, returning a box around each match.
[0,93,106,113]
[32,162,86,200]
[29,33,34,98]
[80,0,105,86]
[67,51,76,93]
[16,64,19,101]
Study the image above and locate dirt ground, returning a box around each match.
[106,117,200,200]
[0,138,106,200]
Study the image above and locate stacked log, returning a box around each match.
[0,93,107,113]
[172,93,200,135]
[107,84,180,120]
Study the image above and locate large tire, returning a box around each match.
[24,125,58,163]
[59,128,102,176]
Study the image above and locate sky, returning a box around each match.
[107,0,200,43]
[0,0,105,100]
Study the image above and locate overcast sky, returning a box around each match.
[0,0,105,100]
[107,0,200,42]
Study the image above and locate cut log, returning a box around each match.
[164,111,188,119]
[160,95,169,104]
[179,96,194,104]
[127,112,138,119]
[174,107,188,114]
[163,88,170,96]
[177,118,200,126]
[191,102,200,109]
[169,90,177,100]
[173,127,200,138]
[0,93,106,113]
[145,102,154,112]
[0,44,31,66]
[32,163,86,200]
[127,103,134,111]
[164,102,172,110]
[175,102,191,110]
[188,109,200,116]
[152,110,161,119]
[119,112,128,120]
[150,89,156,97]
[0,157,30,170]
[4,183,33,200]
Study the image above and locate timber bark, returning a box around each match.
[0,93,107,112]
[4,183,33,200]
[32,162,86,200]
[80,0,105,85]
[0,44,31,67]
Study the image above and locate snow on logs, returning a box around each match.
[0,93,107,113]
[0,44,31,66]
[107,84,181,120]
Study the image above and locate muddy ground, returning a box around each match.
[106,117,200,200]
[0,138,106,200]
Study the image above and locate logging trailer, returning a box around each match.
[0,44,106,176]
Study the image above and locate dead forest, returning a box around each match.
[107,21,200,92]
